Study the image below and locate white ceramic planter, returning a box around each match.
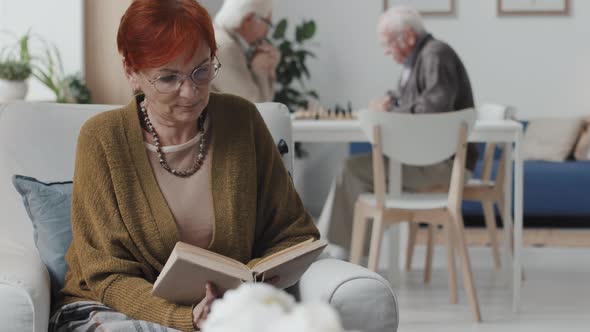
[0,79,28,102]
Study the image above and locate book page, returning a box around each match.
[152,242,253,304]
[254,238,315,268]
[252,239,327,289]
[175,242,247,273]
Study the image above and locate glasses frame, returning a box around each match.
[145,57,222,94]
[255,14,274,30]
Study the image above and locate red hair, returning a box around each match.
[117,0,217,72]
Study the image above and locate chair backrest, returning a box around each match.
[478,103,516,121]
[254,102,294,175]
[0,101,293,244]
[358,108,477,166]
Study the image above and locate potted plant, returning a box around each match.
[33,40,91,103]
[272,18,319,113]
[271,18,318,159]
[0,32,32,102]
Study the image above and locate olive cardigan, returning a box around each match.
[58,93,319,331]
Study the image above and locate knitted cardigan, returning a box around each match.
[58,93,319,331]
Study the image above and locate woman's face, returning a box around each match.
[130,43,214,126]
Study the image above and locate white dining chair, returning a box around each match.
[349,108,482,321]
[406,104,516,274]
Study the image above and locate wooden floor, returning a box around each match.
[385,246,590,332]
[415,228,590,248]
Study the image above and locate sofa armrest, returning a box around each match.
[0,239,50,332]
[297,258,399,332]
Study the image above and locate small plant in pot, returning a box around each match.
[0,32,32,102]
[33,39,91,104]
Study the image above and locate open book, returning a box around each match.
[152,238,328,304]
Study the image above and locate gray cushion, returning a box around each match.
[12,175,73,302]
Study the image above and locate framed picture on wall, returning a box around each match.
[383,0,455,16]
[498,0,570,16]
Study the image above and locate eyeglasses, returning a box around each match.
[145,59,222,94]
[255,15,274,30]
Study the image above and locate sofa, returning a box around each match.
[0,101,398,332]
[463,122,590,220]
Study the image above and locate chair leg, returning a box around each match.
[349,202,367,265]
[444,221,458,304]
[496,199,514,253]
[449,210,482,322]
[405,222,418,271]
[496,199,525,282]
[424,224,435,284]
[367,212,385,272]
[482,202,502,270]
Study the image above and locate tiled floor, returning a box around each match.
[384,246,590,332]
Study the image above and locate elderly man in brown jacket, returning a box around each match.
[212,0,279,103]
[324,6,478,257]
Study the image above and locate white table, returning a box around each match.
[292,119,524,312]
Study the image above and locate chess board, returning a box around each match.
[293,108,357,120]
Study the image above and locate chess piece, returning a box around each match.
[336,105,345,119]
[347,102,353,119]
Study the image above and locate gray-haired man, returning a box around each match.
[212,0,280,103]
[324,6,478,257]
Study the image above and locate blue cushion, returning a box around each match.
[350,142,371,155]
[12,175,73,302]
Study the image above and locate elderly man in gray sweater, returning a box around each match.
[324,6,478,257]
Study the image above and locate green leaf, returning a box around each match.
[296,100,308,109]
[307,90,319,99]
[288,61,301,79]
[285,87,301,98]
[273,19,287,40]
[279,40,292,55]
[296,27,304,43]
[19,31,31,64]
[294,50,306,62]
[272,17,319,112]
[303,50,316,58]
[300,21,316,41]
[300,62,310,79]
[0,61,31,80]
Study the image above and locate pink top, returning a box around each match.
[144,129,214,249]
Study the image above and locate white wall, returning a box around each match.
[274,0,590,216]
[0,0,84,101]
[199,0,223,16]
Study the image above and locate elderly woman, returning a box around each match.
[49,1,318,331]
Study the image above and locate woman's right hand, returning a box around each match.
[192,282,219,330]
